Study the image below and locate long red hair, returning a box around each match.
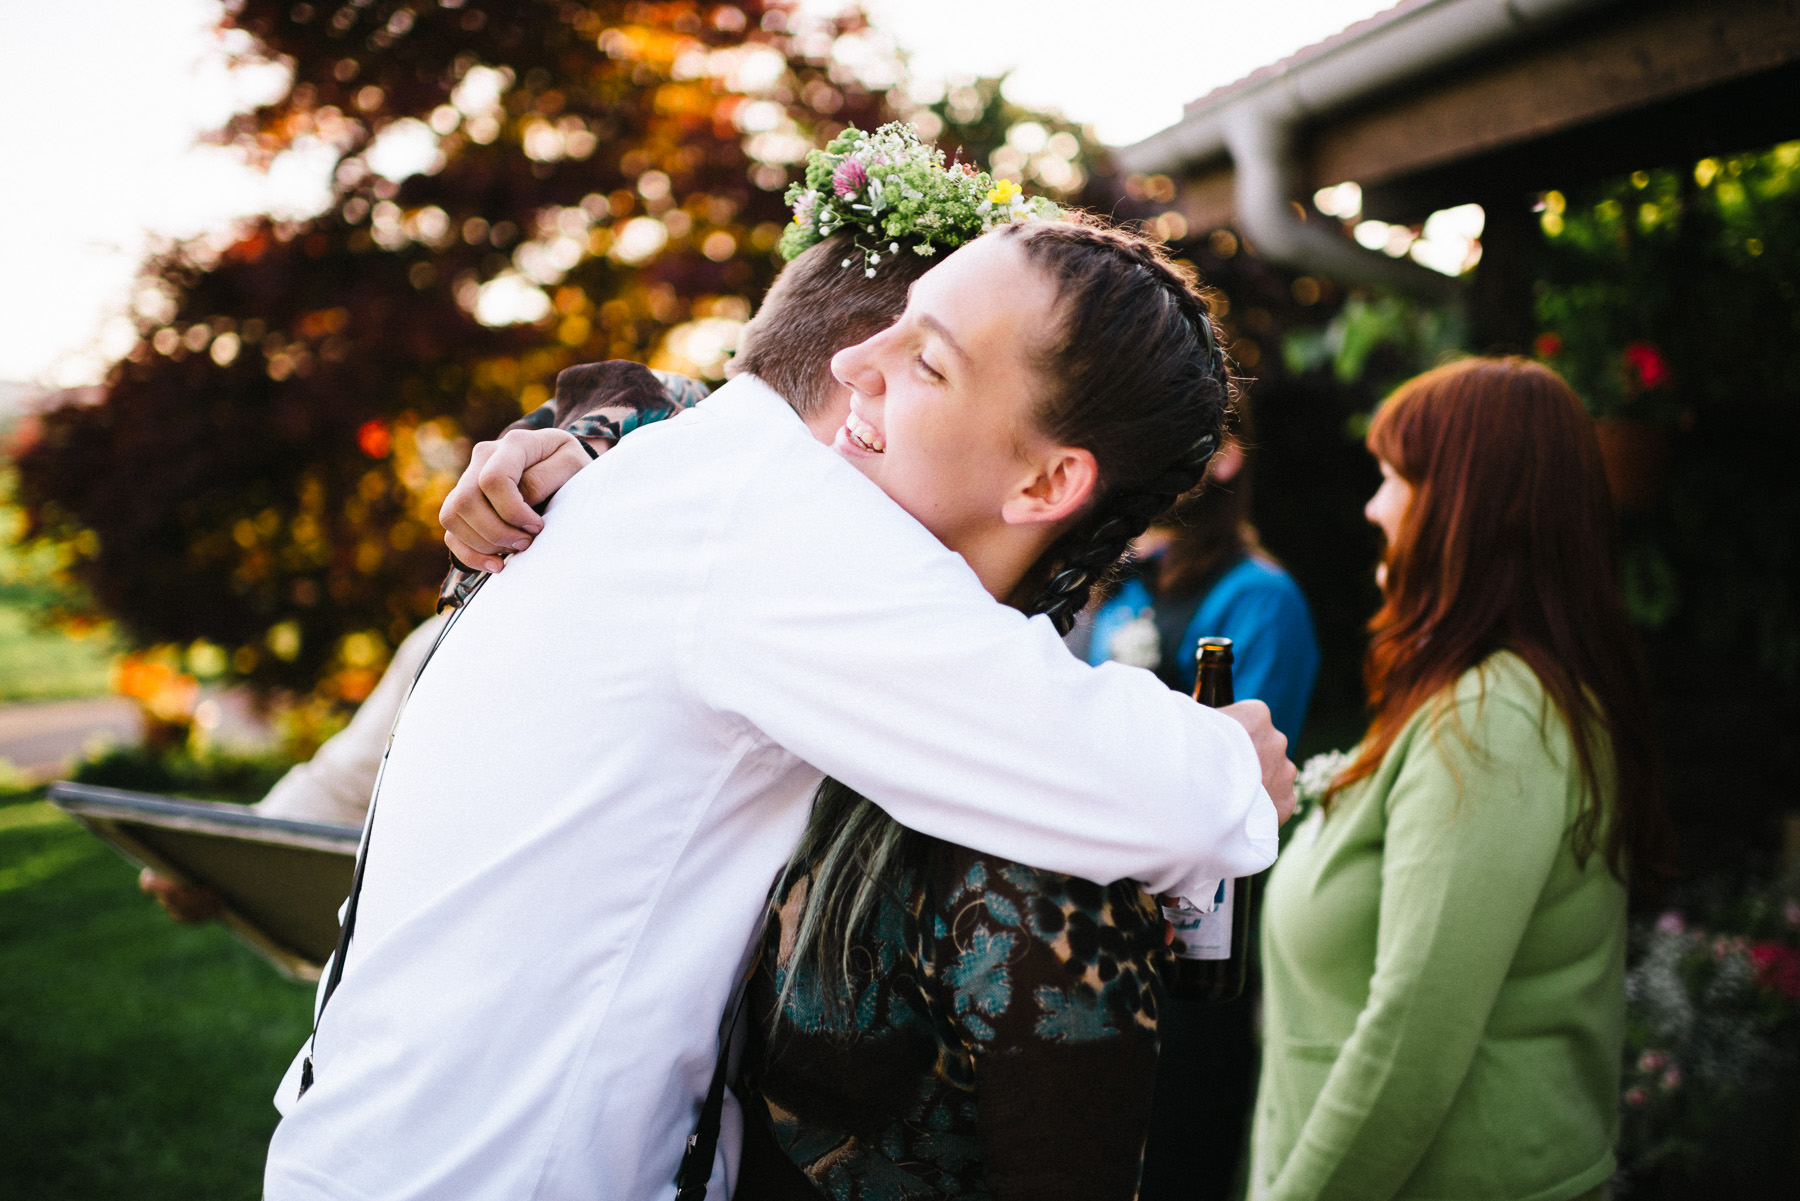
[1333,357,1664,877]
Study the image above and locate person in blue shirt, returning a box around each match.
[1085,436,1318,745]
[1083,412,1319,1201]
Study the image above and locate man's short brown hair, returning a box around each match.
[733,232,935,416]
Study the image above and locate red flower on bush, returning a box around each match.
[1749,942,1800,999]
[1533,331,1563,359]
[1623,341,1671,390]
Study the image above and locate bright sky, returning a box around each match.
[0,0,1390,388]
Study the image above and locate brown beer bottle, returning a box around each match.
[1162,637,1255,1002]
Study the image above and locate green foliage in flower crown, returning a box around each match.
[779,122,1061,276]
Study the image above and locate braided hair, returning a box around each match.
[1007,218,1236,633]
[769,217,1240,1025]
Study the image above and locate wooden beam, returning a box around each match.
[1306,0,1800,190]
[1358,61,1800,222]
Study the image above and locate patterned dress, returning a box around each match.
[743,837,1171,1201]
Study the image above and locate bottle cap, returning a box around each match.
[1195,636,1233,662]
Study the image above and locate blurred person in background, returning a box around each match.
[1079,404,1318,1201]
[1082,407,1318,742]
[1250,358,1667,1201]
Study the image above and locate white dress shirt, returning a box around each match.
[264,374,1277,1201]
[253,614,446,829]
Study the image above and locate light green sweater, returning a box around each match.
[1250,653,1625,1201]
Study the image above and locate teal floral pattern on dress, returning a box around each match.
[746,837,1170,1200]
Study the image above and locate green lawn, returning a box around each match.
[0,604,116,702]
[0,791,314,1199]
[0,484,119,702]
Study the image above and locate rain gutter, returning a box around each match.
[1117,0,1621,299]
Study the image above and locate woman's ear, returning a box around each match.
[1001,445,1098,528]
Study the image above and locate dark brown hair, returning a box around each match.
[1010,218,1235,632]
[502,361,675,436]
[1153,398,1257,600]
[1334,356,1665,878]
[733,232,934,416]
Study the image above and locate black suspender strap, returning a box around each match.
[673,983,749,1201]
[674,901,775,1201]
[297,574,485,1098]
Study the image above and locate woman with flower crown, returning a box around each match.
[730,141,1248,1201]
[440,125,1277,1200]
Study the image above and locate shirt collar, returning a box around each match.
[694,372,804,428]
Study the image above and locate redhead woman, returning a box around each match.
[1250,358,1666,1201]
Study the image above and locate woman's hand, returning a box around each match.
[440,429,594,572]
[138,867,224,923]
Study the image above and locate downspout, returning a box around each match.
[1222,108,1460,301]
[1123,0,1620,299]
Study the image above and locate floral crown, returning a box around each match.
[779,122,1063,277]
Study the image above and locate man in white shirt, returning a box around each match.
[266,235,1291,1201]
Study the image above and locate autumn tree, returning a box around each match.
[18,0,1105,711]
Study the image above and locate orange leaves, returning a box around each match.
[654,81,716,120]
[599,24,701,71]
[114,652,199,724]
[297,307,349,339]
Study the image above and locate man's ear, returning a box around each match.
[1001,445,1098,528]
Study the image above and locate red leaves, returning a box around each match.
[357,420,392,458]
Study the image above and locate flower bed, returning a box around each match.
[1618,873,1800,1195]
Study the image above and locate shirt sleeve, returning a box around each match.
[1264,691,1574,1201]
[252,613,445,827]
[684,442,1278,901]
[925,851,1164,1201]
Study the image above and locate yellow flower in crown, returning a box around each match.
[988,179,1021,205]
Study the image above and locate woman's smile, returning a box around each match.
[842,406,886,454]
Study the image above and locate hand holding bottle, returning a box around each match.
[1218,698,1296,825]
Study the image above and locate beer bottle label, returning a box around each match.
[1163,878,1233,961]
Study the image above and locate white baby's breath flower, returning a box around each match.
[1106,611,1161,671]
[1296,750,1353,804]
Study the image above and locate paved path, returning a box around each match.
[0,696,140,778]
